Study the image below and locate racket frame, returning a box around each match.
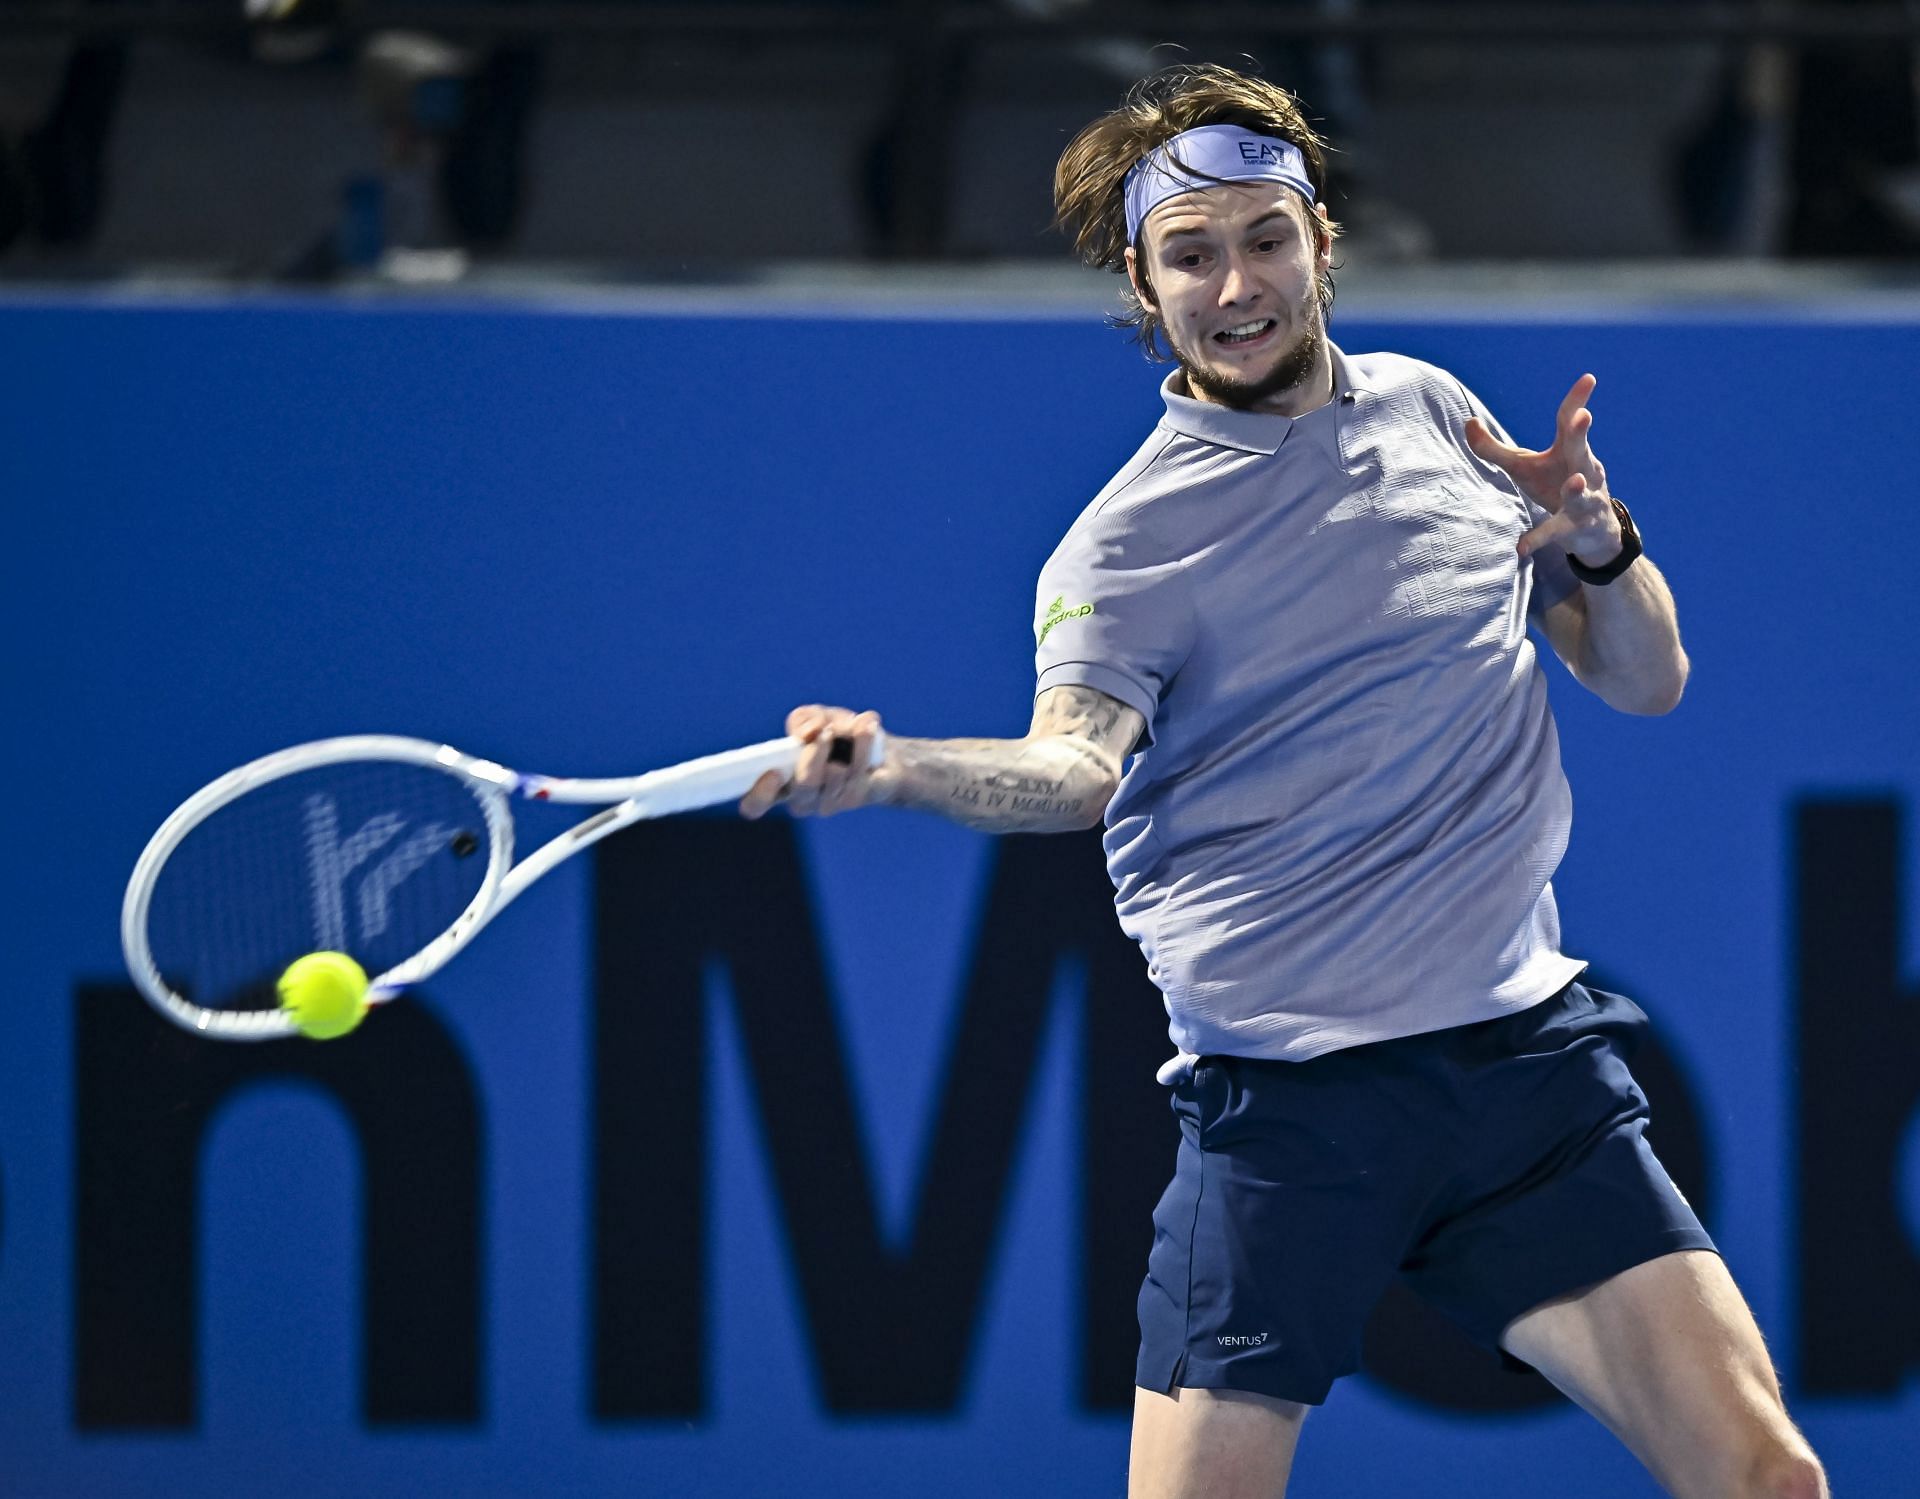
[121,729,878,1041]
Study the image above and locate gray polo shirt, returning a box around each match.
[1035,345,1587,1066]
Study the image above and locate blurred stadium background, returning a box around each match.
[4,4,1918,1497]
[6,0,1920,278]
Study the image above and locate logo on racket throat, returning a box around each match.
[304,794,457,949]
[1037,595,1094,646]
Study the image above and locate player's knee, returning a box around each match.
[1741,1434,1826,1499]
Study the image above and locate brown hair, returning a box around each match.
[1053,63,1339,360]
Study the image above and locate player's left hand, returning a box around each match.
[1465,373,1623,567]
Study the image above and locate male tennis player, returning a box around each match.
[741,64,1826,1499]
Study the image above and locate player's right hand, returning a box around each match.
[739,705,887,820]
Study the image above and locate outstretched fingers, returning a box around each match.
[1465,415,1526,475]
[1555,375,1604,474]
[1519,471,1621,561]
[1556,373,1598,435]
[1518,509,1577,559]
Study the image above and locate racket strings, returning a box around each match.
[143,762,498,1014]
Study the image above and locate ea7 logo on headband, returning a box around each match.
[1238,141,1291,165]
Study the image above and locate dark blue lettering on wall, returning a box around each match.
[1795,800,1920,1395]
[73,986,484,1428]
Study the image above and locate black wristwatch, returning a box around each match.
[1564,497,1642,586]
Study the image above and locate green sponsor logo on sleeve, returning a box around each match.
[1037,594,1095,646]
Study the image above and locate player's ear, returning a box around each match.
[1312,202,1334,267]
[1125,243,1158,309]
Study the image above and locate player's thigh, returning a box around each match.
[1501,1250,1826,1499]
[1130,1385,1307,1499]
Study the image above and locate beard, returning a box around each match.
[1172,295,1327,412]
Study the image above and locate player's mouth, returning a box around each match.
[1213,318,1278,350]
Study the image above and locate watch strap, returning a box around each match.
[1564,497,1642,586]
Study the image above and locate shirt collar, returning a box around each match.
[1331,343,1369,401]
[1157,341,1368,455]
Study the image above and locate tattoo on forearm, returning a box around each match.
[1034,686,1128,749]
[885,686,1137,834]
[980,772,1065,796]
[919,746,1090,829]
[1006,792,1084,817]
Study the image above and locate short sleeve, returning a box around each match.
[1033,504,1196,739]
[1449,377,1580,618]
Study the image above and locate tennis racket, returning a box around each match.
[121,730,883,1041]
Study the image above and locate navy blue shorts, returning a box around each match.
[1136,981,1715,1406]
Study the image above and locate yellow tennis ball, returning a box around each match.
[278,951,370,1040]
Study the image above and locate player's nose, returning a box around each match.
[1218,253,1259,306]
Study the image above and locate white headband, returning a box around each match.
[1122,124,1315,243]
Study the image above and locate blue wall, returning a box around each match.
[3,296,1916,1496]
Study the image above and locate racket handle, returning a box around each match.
[522,729,888,814]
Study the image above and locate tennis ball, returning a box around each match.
[278,951,370,1040]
